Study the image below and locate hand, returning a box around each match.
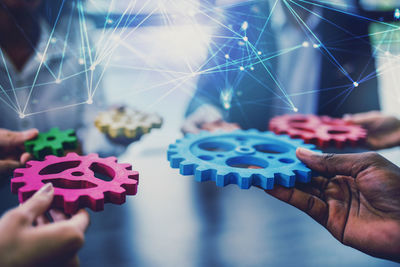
[344,111,400,149]
[0,183,90,267]
[0,128,38,177]
[262,149,400,263]
[182,104,239,134]
[201,120,240,132]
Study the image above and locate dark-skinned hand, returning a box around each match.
[262,148,400,263]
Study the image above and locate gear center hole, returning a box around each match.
[72,171,84,176]
[47,136,56,141]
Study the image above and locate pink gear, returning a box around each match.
[11,153,139,214]
[269,114,367,148]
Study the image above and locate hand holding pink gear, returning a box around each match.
[11,153,139,214]
[269,114,367,148]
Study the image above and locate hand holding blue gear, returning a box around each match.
[167,130,320,189]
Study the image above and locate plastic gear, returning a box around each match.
[167,130,319,190]
[11,153,139,214]
[25,127,78,160]
[95,106,163,140]
[269,114,367,148]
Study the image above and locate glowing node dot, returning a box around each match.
[243,36,248,42]
[90,65,96,71]
[257,51,262,55]
[55,79,61,84]
[225,54,230,59]
[313,44,320,48]
[302,41,309,47]
[293,107,299,113]
[78,58,84,65]
[250,66,255,71]
[107,19,113,24]
[239,66,245,71]
[19,113,25,119]
[87,99,93,105]
[241,21,249,30]
[353,82,359,87]
[385,51,391,56]
[51,38,57,44]
[395,8,400,20]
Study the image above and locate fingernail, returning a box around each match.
[297,148,318,156]
[38,183,53,195]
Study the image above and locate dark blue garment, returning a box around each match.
[188,1,380,130]
[187,1,279,131]
[317,6,380,116]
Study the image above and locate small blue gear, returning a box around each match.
[167,130,320,189]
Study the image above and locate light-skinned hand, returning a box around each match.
[344,111,400,149]
[0,183,90,267]
[262,149,400,263]
[0,128,38,177]
[182,104,240,134]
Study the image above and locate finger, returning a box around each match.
[343,111,380,125]
[181,120,200,134]
[265,185,328,225]
[0,129,38,148]
[68,209,90,233]
[29,211,89,257]
[18,183,54,224]
[65,256,80,267]
[36,214,51,226]
[0,159,22,175]
[296,148,375,178]
[49,209,69,222]
[20,152,32,164]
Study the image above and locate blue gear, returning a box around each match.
[167,130,320,189]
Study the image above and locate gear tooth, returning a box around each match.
[13,168,26,176]
[238,176,251,189]
[293,166,312,183]
[169,155,184,168]
[44,155,58,160]
[194,167,215,182]
[167,150,177,161]
[10,178,26,194]
[179,161,197,175]
[214,171,235,187]
[120,163,132,170]
[254,174,274,190]
[104,188,126,204]
[168,144,177,150]
[66,152,80,158]
[275,171,296,188]
[106,156,118,163]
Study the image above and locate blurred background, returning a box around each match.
[1,0,400,266]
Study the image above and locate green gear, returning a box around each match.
[25,128,78,160]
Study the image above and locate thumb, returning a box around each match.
[6,129,39,147]
[296,148,373,178]
[19,183,54,224]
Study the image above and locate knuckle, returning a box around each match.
[7,209,29,224]
[364,151,380,161]
[62,225,85,250]
[322,153,335,162]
